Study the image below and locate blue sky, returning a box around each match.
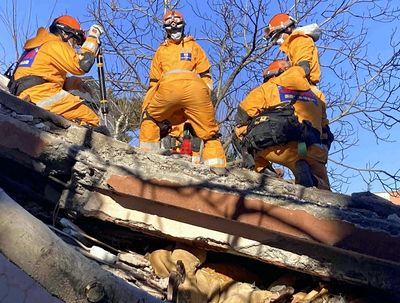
[0,0,98,74]
[0,0,399,195]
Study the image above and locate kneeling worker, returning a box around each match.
[234,59,333,190]
[8,15,103,126]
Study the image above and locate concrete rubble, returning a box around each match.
[1,89,400,302]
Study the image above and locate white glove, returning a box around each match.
[88,24,104,40]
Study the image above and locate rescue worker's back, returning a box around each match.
[139,10,226,171]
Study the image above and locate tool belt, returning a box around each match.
[8,75,47,96]
[241,105,321,153]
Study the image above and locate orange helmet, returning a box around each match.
[49,15,85,45]
[163,10,185,30]
[263,59,291,82]
[54,15,81,30]
[264,13,297,40]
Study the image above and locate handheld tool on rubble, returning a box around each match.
[180,130,192,156]
[96,46,109,126]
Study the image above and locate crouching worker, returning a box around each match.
[139,10,226,173]
[234,59,333,190]
[8,15,102,126]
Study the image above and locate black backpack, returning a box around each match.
[242,104,303,151]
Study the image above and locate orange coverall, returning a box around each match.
[280,30,325,102]
[139,36,226,168]
[14,28,99,126]
[235,66,330,190]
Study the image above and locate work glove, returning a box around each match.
[88,24,104,43]
[159,120,172,138]
[81,24,104,55]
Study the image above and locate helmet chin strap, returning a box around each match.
[67,38,77,49]
[275,33,289,46]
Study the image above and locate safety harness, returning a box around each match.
[8,75,47,96]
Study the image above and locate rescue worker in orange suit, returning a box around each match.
[234,60,333,190]
[8,15,103,126]
[263,13,333,165]
[139,10,226,172]
[264,13,325,103]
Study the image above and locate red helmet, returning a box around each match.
[163,10,185,30]
[263,59,291,82]
[50,15,85,45]
[264,13,297,40]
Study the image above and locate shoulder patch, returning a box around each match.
[18,47,41,68]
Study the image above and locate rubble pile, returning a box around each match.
[1,89,400,302]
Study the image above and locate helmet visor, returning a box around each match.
[164,16,182,25]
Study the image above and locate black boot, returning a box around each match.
[93,125,111,136]
[294,160,314,187]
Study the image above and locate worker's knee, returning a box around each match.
[85,109,100,126]
[61,102,100,127]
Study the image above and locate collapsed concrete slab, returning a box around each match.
[1,90,400,298]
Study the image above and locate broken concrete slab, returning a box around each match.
[1,90,400,298]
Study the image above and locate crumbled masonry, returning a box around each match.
[1,89,400,302]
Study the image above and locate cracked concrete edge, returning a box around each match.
[76,191,400,292]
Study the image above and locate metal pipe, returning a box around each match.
[96,47,109,126]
